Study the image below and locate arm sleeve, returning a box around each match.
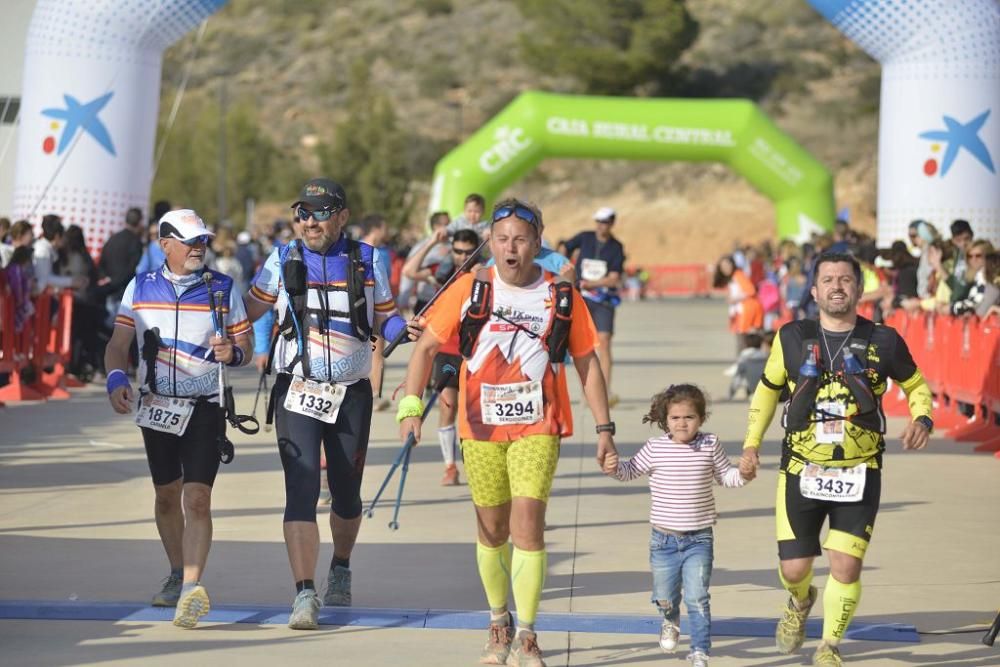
[743,335,787,448]
[225,288,252,338]
[372,248,400,320]
[114,279,138,329]
[887,330,933,419]
[614,442,654,481]
[248,248,280,305]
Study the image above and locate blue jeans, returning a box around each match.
[650,527,714,654]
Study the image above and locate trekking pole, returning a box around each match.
[383,237,489,358]
[204,274,234,464]
[364,364,456,527]
[983,609,1000,647]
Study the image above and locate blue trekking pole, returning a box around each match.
[364,364,456,530]
[204,274,235,464]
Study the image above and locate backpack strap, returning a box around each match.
[458,268,494,359]
[544,277,573,363]
[345,239,372,342]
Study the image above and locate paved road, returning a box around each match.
[1,299,997,666]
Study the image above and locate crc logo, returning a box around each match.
[479,126,532,174]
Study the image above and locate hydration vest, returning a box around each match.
[780,317,881,433]
[458,268,574,364]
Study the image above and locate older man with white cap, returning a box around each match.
[104,208,252,629]
[559,206,626,405]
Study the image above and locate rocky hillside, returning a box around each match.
[160,0,881,264]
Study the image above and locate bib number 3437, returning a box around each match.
[480,380,543,426]
[135,394,196,436]
[799,462,867,502]
[284,378,346,424]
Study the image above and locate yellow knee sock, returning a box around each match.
[822,574,861,643]
[779,566,814,605]
[511,547,546,626]
[476,542,512,612]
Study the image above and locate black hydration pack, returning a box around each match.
[781,317,880,432]
[458,269,574,363]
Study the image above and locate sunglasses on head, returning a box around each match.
[492,205,538,226]
[180,235,210,247]
[295,206,336,223]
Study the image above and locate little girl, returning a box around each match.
[603,384,750,667]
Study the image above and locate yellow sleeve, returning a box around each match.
[743,334,788,449]
[897,370,933,420]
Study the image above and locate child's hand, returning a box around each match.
[603,451,619,475]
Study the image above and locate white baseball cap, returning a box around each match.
[159,209,215,242]
[593,206,616,222]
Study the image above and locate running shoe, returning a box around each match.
[659,619,680,652]
[288,589,321,630]
[775,585,817,654]
[151,571,183,607]
[812,641,843,666]
[323,565,352,606]
[687,649,709,667]
[441,463,459,486]
[172,585,210,629]
[506,630,545,667]
[479,612,513,665]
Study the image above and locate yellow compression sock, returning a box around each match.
[779,566,815,605]
[476,542,512,611]
[511,547,546,626]
[822,574,862,643]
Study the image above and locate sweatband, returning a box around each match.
[381,314,410,345]
[106,369,130,395]
[396,394,425,423]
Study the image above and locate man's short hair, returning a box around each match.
[490,197,543,235]
[464,193,485,208]
[360,213,386,236]
[813,251,862,286]
[125,207,143,227]
[452,229,480,247]
[41,214,64,241]
[429,211,450,228]
[950,219,973,238]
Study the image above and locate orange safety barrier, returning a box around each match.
[0,286,76,403]
[644,264,712,297]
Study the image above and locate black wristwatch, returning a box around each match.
[596,422,616,435]
[914,415,933,433]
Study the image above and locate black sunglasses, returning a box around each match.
[452,246,476,256]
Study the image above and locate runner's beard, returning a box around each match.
[820,292,854,316]
[183,257,205,272]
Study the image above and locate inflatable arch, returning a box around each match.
[430,92,834,242]
[810,0,1000,244]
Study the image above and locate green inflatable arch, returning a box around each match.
[429,92,834,241]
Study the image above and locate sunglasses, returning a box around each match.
[452,246,476,256]
[492,205,538,227]
[295,206,336,222]
[180,235,210,247]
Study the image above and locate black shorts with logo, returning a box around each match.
[141,399,223,487]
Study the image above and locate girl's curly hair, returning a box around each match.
[642,383,709,432]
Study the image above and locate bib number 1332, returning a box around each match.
[284,378,347,424]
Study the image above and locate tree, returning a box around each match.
[317,61,413,228]
[513,0,698,95]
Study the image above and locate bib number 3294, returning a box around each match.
[480,380,543,426]
[135,394,196,436]
[799,462,866,502]
[284,378,346,424]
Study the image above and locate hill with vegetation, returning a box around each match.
[153,0,881,264]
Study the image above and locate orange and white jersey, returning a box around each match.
[423,267,598,442]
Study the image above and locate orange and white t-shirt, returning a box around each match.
[423,268,598,442]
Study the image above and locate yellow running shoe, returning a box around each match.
[775,585,817,654]
[812,641,843,666]
[172,584,210,629]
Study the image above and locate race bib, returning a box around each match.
[480,380,543,426]
[284,377,346,424]
[800,462,867,502]
[815,401,846,444]
[135,394,196,436]
[581,258,608,282]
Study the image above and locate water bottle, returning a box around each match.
[843,348,864,375]
[799,344,820,378]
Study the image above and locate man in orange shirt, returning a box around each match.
[398,198,617,667]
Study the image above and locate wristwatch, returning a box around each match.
[914,415,934,433]
[595,422,616,435]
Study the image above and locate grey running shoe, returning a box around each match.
[479,613,513,665]
[288,589,321,630]
[172,585,210,629]
[151,572,183,607]
[776,585,817,654]
[323,565,352,606]
[506,630,545,667]
[688,650,709,667]
[812,641,843,666]
[659,619,680,652]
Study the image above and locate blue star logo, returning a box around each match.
[918,110,994,177]
[41,92,116,157]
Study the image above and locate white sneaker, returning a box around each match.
[722,363,738,377]
[688,650,709,667]
[288,589,321,630]
[659,619,679,652]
